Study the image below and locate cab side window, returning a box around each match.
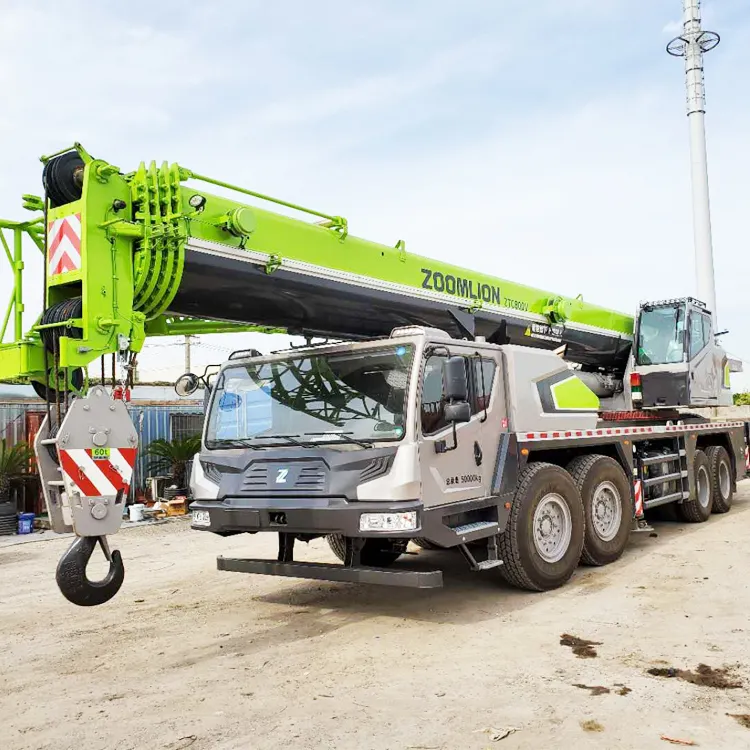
[689,312,710,359]
[472,358,496,414]
[420,354,495,433]
[421,355,449,434]
[701,313,712,348]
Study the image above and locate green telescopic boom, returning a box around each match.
[0,144,634,388]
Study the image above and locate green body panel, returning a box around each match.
[550,375,600,411]
[0,143,634,388]
[178,187,633,335]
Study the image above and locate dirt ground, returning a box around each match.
[3,486,750,750]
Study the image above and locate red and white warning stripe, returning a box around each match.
[633,479,644,518]
[520,421,746,442]
[59,447,136,497]
[47,212,82,276]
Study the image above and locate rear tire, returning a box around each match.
[677,450,712,523]
[327,535,407,567]
[499,463,584,591]
[706,445,733,514]
[567,454,633,567]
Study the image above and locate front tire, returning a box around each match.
[567,455,633,567]
[706,445,733,514]
[677,450,712,523]
[499,463,584,591]
[327,535,407,567]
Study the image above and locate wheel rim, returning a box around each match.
[591,480,622,542]
[719,461,731,500]
[697,466,710,508]
[532,493,572,563]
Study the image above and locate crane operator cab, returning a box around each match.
[632,297,732,408]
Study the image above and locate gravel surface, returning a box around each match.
[2,485,750,749]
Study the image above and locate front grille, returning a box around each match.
[240,462,327,492]
[296,465,326,491]
[242,465,269,490]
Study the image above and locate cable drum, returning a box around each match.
[42,152,85,209]
[34,297,85,403]
[40,298,83,354]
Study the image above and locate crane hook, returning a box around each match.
[55,535,125,606]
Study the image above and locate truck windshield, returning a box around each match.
[205,345,414,448]
[636,306,685,365]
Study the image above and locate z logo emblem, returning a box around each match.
[275,468,289,484]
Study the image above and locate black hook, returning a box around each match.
[55,536,125,607]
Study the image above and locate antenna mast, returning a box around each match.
[667,0,720,319]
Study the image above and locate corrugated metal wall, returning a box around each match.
[0,403,41,446]
[0,401,204,493]
[121,404,204,492]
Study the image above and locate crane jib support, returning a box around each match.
[0,143,634,388]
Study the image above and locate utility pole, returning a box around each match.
[667,0,720,320]
[184,335,196,374]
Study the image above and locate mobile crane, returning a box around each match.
[0,143,746,605]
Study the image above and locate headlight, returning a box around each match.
[359,511,417,532]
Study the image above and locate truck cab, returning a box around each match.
[189,327,516,567]
[632,297,732,408]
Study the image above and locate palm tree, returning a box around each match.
[0,439,34,502]
[146,436,202,488]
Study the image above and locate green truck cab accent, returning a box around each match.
[550,376,600,411]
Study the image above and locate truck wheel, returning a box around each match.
[498,463,584,591]
[327,535,408,567]
[677,450,712,523]
[706,445,733,514]
[567,455,633,567]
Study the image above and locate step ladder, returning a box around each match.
[639,436,690,511]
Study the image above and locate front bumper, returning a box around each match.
[190,496,422,538]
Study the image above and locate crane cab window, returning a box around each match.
[636,306,686,365]
[689,311,712,359]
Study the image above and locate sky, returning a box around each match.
[1,0,749,389]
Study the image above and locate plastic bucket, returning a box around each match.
[18,512,35,535]
[128,504,145,522]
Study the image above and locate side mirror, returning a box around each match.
[443,357,468,401]
[175,373,201,397]
[444,401,471,423]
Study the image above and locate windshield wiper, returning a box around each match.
[255,434,313,448]
[208,438,262,450]
[304,431,373,448]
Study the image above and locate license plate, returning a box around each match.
[192,510,211,527]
